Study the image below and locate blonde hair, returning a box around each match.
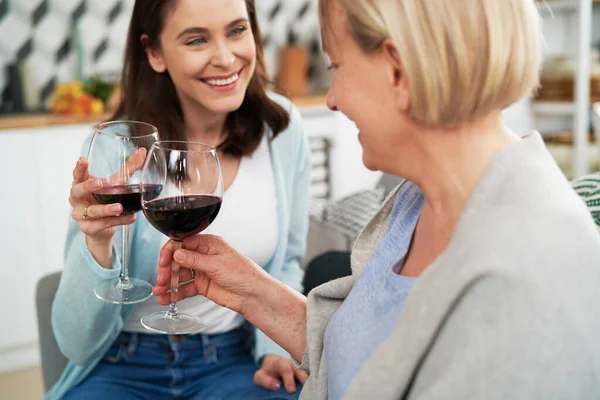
[319,0,542,127]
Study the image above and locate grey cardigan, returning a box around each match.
[297,132,600,400]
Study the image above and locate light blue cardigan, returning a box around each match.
[46,93,311,399]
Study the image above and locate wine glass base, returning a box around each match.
[141,311,203,334]
[94,278,154,305]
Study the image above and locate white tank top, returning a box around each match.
[124,135,279,334]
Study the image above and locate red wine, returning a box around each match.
[143,195,222,240]
[93,184,162,214]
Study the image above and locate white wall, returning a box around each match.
[0,124,93,373]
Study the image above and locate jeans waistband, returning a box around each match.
[119,325,250,349]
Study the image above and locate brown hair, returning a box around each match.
[111,0,290,157]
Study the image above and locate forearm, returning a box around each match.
[244,276,307,362]
[55,230,123,364]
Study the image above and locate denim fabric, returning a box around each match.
[62,327,301,400]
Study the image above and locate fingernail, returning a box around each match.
[174,250,186,262]
[111,205,122,213]
[272,383,281,390]
[287,385,296,393]
[91,179,102,189]
[76,158,82,167]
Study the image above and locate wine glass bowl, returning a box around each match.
[140,140,223,334]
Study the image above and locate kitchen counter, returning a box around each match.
[0,94,328,131]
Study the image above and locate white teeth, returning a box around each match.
[205,73,239,86]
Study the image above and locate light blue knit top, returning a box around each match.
[324,182,424,399]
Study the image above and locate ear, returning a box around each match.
[382,38,410,112]
[141,34,167,73]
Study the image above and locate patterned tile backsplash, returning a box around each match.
[0,0,325,112]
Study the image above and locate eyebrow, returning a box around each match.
[176,18,249,39]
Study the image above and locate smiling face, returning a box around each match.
[323,3,414,173]
[145,0,257,115]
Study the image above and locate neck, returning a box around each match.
[395,113,519,228]
[179,95,229,148]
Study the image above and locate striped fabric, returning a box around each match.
[309,187,386,244]
[571,174,600,229]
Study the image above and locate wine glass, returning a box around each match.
[87,121,159,304]
[140,141,223,334]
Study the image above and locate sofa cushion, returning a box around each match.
[571,174,600,228]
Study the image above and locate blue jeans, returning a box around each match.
[63,327,302,399]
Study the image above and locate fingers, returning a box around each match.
[277,360,297,393]
[182,234,226,255]
[76,214,136,236]
[155,265,193,287]
[72,157,89,183]
[155,279,199,304]
[253,369,282,392]
[72,203,123,221]
[172,248,210,271]
[112,148,147,183]
[172,236,228,271]
[70,177,104,203]
[294,368,309,385]
[254,358,299,393]
[155,242,182,296]
[158,241,176,269]
[158,235,229,273]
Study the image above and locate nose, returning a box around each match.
[326,86,338,112]
[211,39,235,69]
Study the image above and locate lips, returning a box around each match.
[201,68,243,87]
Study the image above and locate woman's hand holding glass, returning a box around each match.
[69,142,150,269]
[153,234,270,316]
[153,234,308,362]
[69,156,138,265]
[74,121,159,304]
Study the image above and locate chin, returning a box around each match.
[203,94,246,114]
[361,153,380,172]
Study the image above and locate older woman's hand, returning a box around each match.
[153,235,272,317]
[255,354,308,393]
[154,235,309,362]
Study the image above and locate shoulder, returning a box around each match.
[267,91,304,137]
[455,134,599,267]
[426,140,600,307]
[266,91,308,162]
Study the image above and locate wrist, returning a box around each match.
[241,269,278,323]
[85,236,113,269]
[242,276,308,362]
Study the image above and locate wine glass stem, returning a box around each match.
[118,224,132,290]
[169,240,184,318]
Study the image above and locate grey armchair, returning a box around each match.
[36,271,68,392]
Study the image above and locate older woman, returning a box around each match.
[154,0,600,398]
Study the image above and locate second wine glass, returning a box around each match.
[140,141,223,334]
